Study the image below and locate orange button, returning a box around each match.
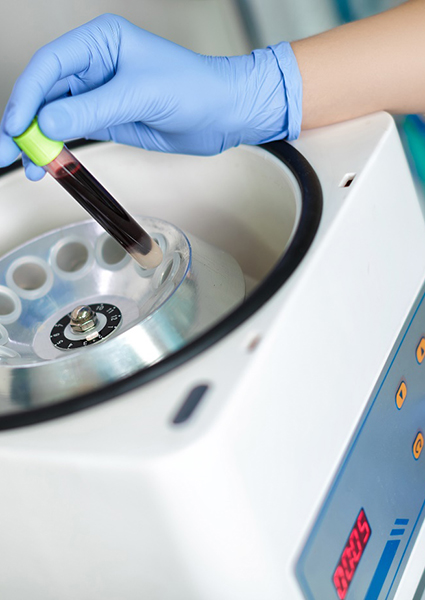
[396,381,407,410]
[417,338,425,364]
[413,432,424,460]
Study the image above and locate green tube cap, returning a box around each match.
[13,118,64,167]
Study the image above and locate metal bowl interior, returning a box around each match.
[0,216,245,410]
[0,141,321,427]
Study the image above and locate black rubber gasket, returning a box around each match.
[0,140,322,430]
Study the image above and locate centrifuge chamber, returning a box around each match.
[0,112,425,600]
[0,135,317,415]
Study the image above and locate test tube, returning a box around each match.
[14,119,163,270]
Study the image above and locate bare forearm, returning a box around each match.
[292,0,425,129]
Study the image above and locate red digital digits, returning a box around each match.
[333,509,371,600]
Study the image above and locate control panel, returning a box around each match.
[297,288,425,599]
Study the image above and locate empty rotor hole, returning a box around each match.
[0,292,16,316]
[13,263,47,291]
[56,242,89,273]
[101,236,127,265]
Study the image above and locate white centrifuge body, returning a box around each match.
[0,112,423,600]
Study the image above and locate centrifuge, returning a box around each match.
[0,111,424,600]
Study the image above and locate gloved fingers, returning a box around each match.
[86,128,113,142]
[44,73,99,111]
[0,127,20,168]
[107,122,220,155]
[88,122,175,153]
[91,122,225,156]
[2,19,118,139]
[89,123,164,149]
[4,47,88,139]
[22,153,46,181]
[44,79,72,105]
[38,78,132,141]
[130,122,231,155]
[109,122,172,152]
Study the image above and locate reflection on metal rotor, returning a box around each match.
[0,217,245,414]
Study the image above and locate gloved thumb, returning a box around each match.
[38,79,128,142]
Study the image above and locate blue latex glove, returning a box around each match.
[0,13,302,180]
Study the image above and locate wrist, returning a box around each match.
[268,42,303,141]
[228,42,302,147]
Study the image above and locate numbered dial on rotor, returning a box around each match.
[50,303,122,350]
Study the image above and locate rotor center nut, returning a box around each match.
[69,305,98,333]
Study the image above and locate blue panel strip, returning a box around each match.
[365,540,400,600]
[296,291,424,600]
[390,529,405,536]
[385,502,425,599]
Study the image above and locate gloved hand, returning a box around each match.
[0,13,302,180]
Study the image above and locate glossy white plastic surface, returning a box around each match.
[0,113,424,599]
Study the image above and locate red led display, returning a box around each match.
[332,509,371,600]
